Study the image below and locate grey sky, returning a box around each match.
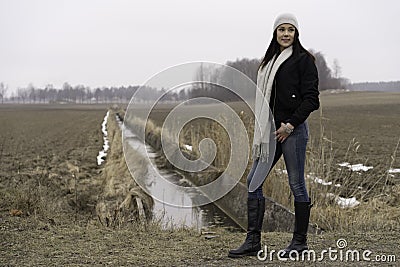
[0,0,399,94]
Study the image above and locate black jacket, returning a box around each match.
[270,51,320,128]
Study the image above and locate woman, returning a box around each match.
[228,13,320,258]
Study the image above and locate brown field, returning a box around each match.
[0,104,106,221]
[309,91,400,166]
[1,93,400,266]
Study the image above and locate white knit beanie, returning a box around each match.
[273,13,299,30]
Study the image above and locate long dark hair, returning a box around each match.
[259,29,315,70]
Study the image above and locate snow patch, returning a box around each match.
[307,174,332,185]
[338,162,373,172]
[326,193,360,208]
[97,111,110,165]
[388,168,400,174]
[183,144,193,151]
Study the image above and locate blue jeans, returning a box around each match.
[247,122,310,202]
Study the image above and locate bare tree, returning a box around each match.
[310,50,334,90]
[94,88,101,103]
[0,82,8,104]
[333,58,342,79]
[17,88,28,103]
[27,83,36,103]
[226,58,261,84]
[45,84,57,103]
[74,85,85,103]
[86,87,92,103]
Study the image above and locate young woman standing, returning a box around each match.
[228,13,320,258]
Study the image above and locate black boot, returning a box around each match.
[280,201,312,258]
[228,198,265,258]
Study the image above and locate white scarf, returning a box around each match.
[252,46,293,162]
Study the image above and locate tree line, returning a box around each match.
[0,50,376,104]
[346,81,400,92]
[1,83,141,104]
[184,50,350,102]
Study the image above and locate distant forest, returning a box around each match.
[0,50,398,104]
[346,81,400,92]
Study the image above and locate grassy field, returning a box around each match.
[144,91,400,167]
[1,92,400,266]
[127,91,400,232]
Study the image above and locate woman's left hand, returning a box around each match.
[274,122,294,143]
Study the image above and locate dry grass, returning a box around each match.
[124,92,400,232]
[95,108,154,228]
[3,213,399,266]
[262,107,400,232]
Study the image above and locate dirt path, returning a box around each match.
[1,215,399,266]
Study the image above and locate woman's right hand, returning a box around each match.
[274,122,293,143]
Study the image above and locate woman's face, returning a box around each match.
[276,23,296,50]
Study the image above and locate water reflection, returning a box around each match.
[122,122,239,230]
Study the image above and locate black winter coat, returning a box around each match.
[270,51,320,128]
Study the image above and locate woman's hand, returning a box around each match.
[274,122,294,143]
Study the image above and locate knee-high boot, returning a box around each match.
[281,201,312,258]
[228,198,265,258]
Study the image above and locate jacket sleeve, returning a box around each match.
[288,53,320,128]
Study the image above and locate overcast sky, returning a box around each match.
[0,0,399,94]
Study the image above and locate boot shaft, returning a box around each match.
[246,198,265,232]
[294,201,312,236]
[257,198,265,231]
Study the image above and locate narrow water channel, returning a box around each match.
[120,118,240,231]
